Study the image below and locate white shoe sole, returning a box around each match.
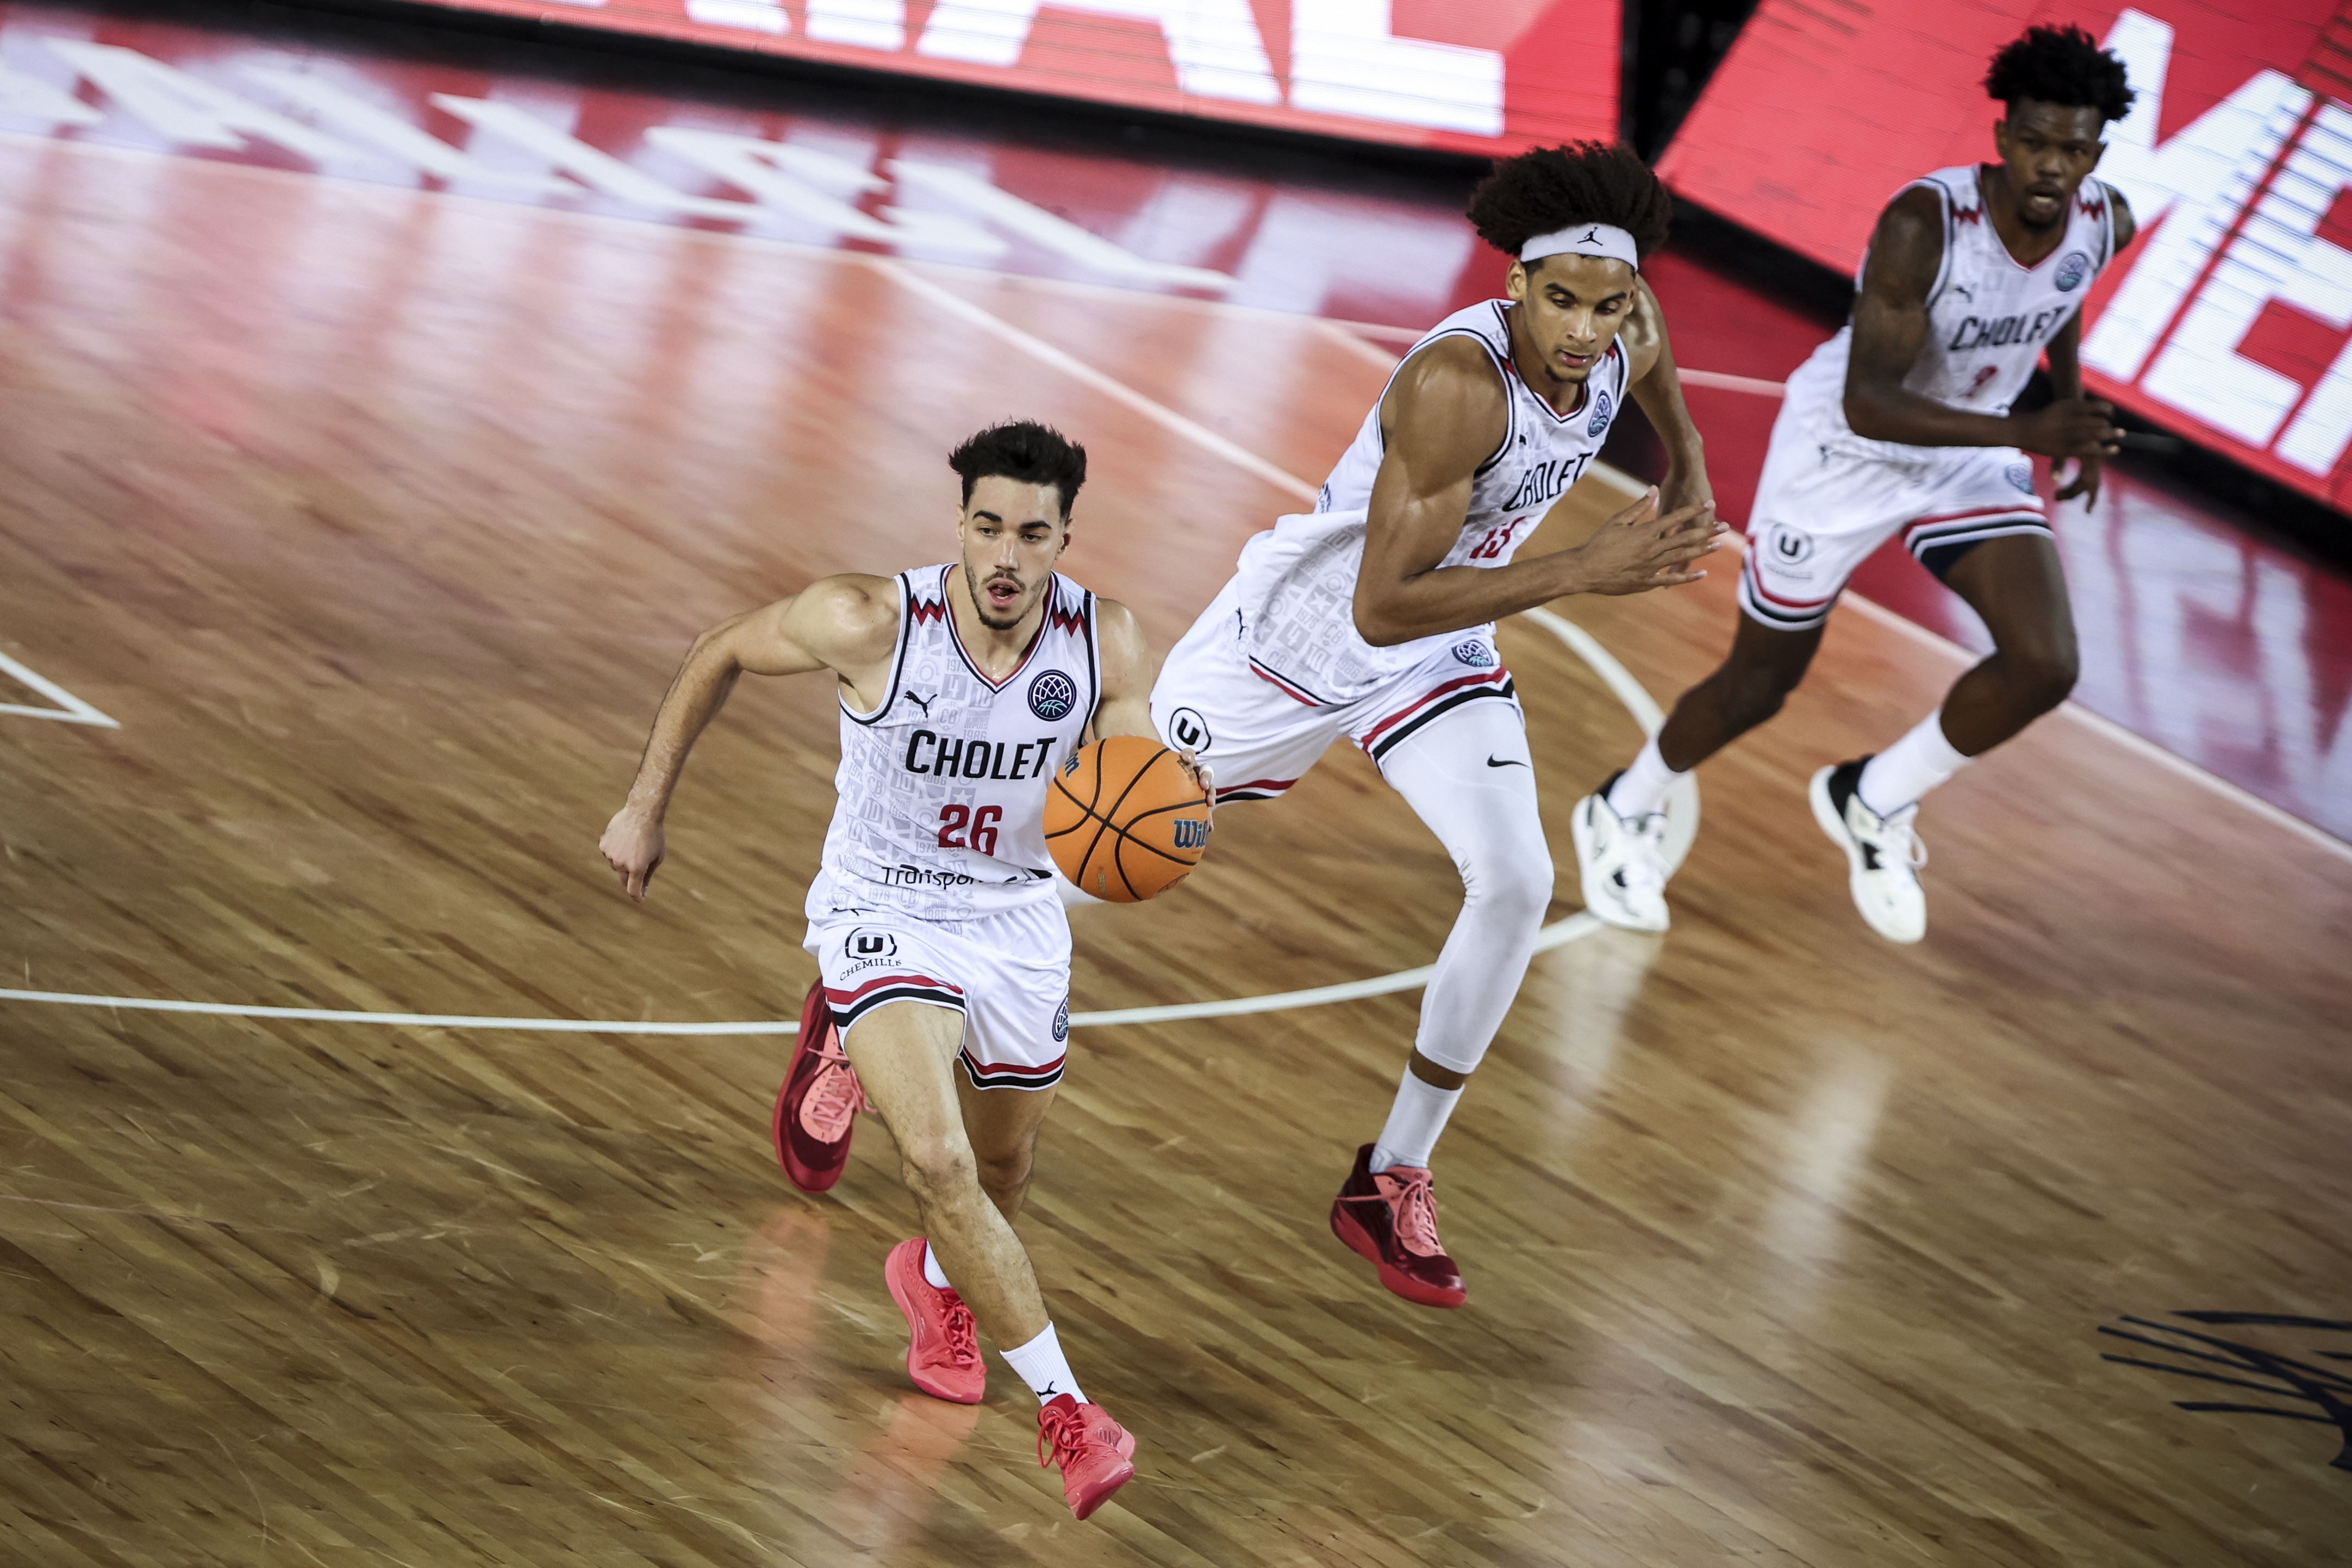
[1808,766,1924,945]
[1571,795,1669,933]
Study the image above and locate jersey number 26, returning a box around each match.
[937,803,1002,857]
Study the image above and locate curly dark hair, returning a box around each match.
[947,420,1088,516]
[1985,24,2134,122]
[1465,142,1672,262]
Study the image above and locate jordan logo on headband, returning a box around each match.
[1520,223,1640,270]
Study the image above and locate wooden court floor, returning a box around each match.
[2,136,2349,1567]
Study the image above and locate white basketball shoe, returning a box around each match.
[1572,775,1671,932]
[1809,759,1927,944]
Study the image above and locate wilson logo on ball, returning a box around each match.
[1043,735,1211,903]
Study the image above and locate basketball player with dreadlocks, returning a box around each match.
[1151,143,1725,1310]
[1575,24,2136,944]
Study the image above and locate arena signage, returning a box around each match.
[380,0,1618,153]
[1659,3,2352,515]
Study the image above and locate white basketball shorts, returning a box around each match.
[806,898,1071,1091]
[1150,579,1523,802]
[1740,399,2054,634]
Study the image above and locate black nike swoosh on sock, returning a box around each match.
[1486,756,1528,768]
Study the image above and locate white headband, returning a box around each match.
[1519,223,1639,270]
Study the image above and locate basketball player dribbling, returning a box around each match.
[1576,26,2137,944]
[1152,144,1725,1309]
[599,422,1194,1520]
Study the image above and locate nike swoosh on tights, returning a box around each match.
[1486,756,1528,769]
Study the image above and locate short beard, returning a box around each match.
[963,565,1030,631]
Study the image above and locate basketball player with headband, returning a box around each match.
[1575,25,2136,945]
[599,422,1201,1521]
[1152,143,1725,1310]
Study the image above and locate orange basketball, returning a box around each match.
[1044,735,1211,902]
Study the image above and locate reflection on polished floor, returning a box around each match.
[1,121,2349,1568]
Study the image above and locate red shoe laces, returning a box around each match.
[941,1297,978,1366]
[1037,1403,1086,1467]
[1384,1169,1442,1257]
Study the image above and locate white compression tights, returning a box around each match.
[1377,701,1553,1076]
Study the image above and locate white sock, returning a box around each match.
[1605,734,1685,819]
[1857,709,1972,817]
[1000,1322,1083,1407]
[921,1241,951,1292]
[1369,1070,1463,1173]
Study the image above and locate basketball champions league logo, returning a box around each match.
[1028,669,1076,721]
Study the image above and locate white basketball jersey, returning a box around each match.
[1785,165,2120,449]
[808,565,1100,922]
[1231,300,1629,704]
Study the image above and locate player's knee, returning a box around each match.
[1717,661,1801,731]
[898,1137,980,1204]
[2014,640,2079,714]
[972,1142,1034,1204]
[1466,844,1552,930]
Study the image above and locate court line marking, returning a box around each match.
[3,196,2337,1036]
[0,189,1666,1039]
[0,647,119,728]
[0,609,1661,1036]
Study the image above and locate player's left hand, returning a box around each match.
[1176,749,1215,821]
[2054,453,2104,508]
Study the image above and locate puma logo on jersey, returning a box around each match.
[904,729,1060,780]
[906,692,937,716]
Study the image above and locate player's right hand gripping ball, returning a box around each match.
[1044,735,1211,902]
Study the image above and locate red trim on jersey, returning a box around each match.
[939,564,1058,692]
[1247,660,1325,707]
[1357,668,1512,748]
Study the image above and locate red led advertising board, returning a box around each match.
[384,0,1618,154]
[1659,3,2352,515]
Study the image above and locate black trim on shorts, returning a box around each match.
[1364,676,1519,765]
[832,982,965,1033]
[1914,518,2056,582]
[957,1052,1067,1091]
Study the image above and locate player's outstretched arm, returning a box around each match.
[1844,187,2122,461]
[1352,340,1723,648]
[1089,598,1212,805]
[1623,278,1715,522]
[599,576,897,899]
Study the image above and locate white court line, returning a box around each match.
[0,647,119,728]
[0,602,1655,1037]
[0,203,1663,1040]
[4,219,2338,1038]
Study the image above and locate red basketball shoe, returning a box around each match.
[882,1238,984,1404]
[1036,1392,1136,1520]
[772,980,868,1192]
[1328,1143,1467,1308]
